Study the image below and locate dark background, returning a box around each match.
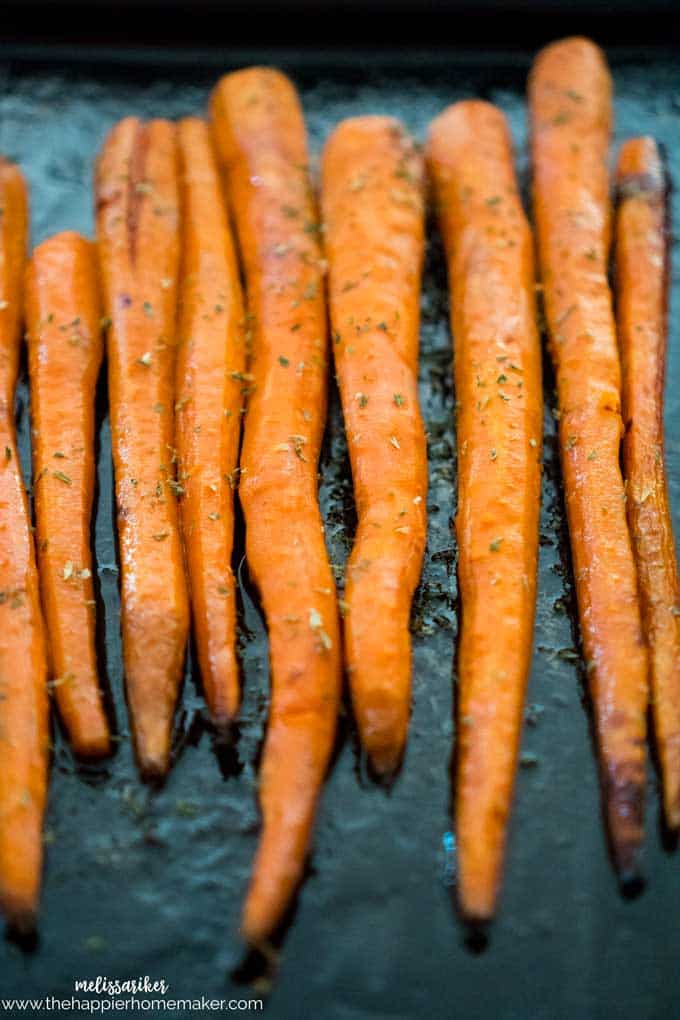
[2,0,680,53]
[0,4,679,1020]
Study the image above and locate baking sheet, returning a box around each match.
[0,46,679,1020]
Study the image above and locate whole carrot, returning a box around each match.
[95,118,189,779]
[210,68,342,944]
[427,101,543,921]
[25,232,110,759]
[529,37,648,882]
[0,159,49,932]
[321,116,427,776]
[615,137,680,830]
[176,117,246,728]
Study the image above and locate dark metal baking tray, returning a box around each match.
[0,41,678,1020]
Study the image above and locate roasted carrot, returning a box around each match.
[321,116,427,776]
[176,118,245,726]
[25,232,110,759]
[529,37,648,882]
[210,68,342,944]
[615,137,680,830]
[0,159,49,932]
[427,101,543,921]
[95,118,189,779]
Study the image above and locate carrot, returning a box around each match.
[175,118,245,728]
[95,118,189,779]
[427,101,543,920]
[615,137,680,830]
[210,68,342,944]
[0,159,49,932]
[529,37,648,882]
[25,231,110,759]
[321,116,427,776]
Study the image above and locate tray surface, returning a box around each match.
[0,47,679,1020]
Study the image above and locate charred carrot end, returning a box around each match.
[0,158,49,931]
[615,138,680,831]
[427,101,543,920]
[25,231,110,759]
[616,136,666,200]
[96,118,189,779]
[211,69,342,942]
[530,39,648,883]
[321,115,427,776]
[176,116,245,727]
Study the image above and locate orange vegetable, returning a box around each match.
[25,231,110,759]
[176,118,245,727]
[427,101,543,920]
[321,116,427,776]
[529,37,648,882]
[210,68,342,944]
[0,159,49,932]
[615,137,680,830]
[95,118,189,779]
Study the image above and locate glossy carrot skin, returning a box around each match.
[530,38,648,880]
[176,118,245,727]
[95,118,189,779]
[615,138,680,829]
[428,101,543,920]
[25,232,110,759]
[321,116,427,776]
[210,68,342,944]
[0,160,49,931]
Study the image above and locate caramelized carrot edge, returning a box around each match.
[26,231,110,759]
[176,117,246,727]
[95,118,189,778]
[529,37,648,882]
[210,68,342,944]
[427,100,543,920]
[615,137,680,829]
[0,159,49,932]
[321,115,428,776]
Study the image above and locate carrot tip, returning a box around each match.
[458,893,496,927]
[665,805,680,833]
[366,744,404,782]
[463,918,491,953]
[618,865,645,900]
[73,736,112,761]
[613,842,645,897]
[3,904,38,938]
[210,709,239,735]
[238,926,280,967]
[239,909,277,951]
[137,749,171,783]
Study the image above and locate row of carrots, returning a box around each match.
[0,35,677,947]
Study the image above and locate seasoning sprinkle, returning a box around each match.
[309,607,333,651]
